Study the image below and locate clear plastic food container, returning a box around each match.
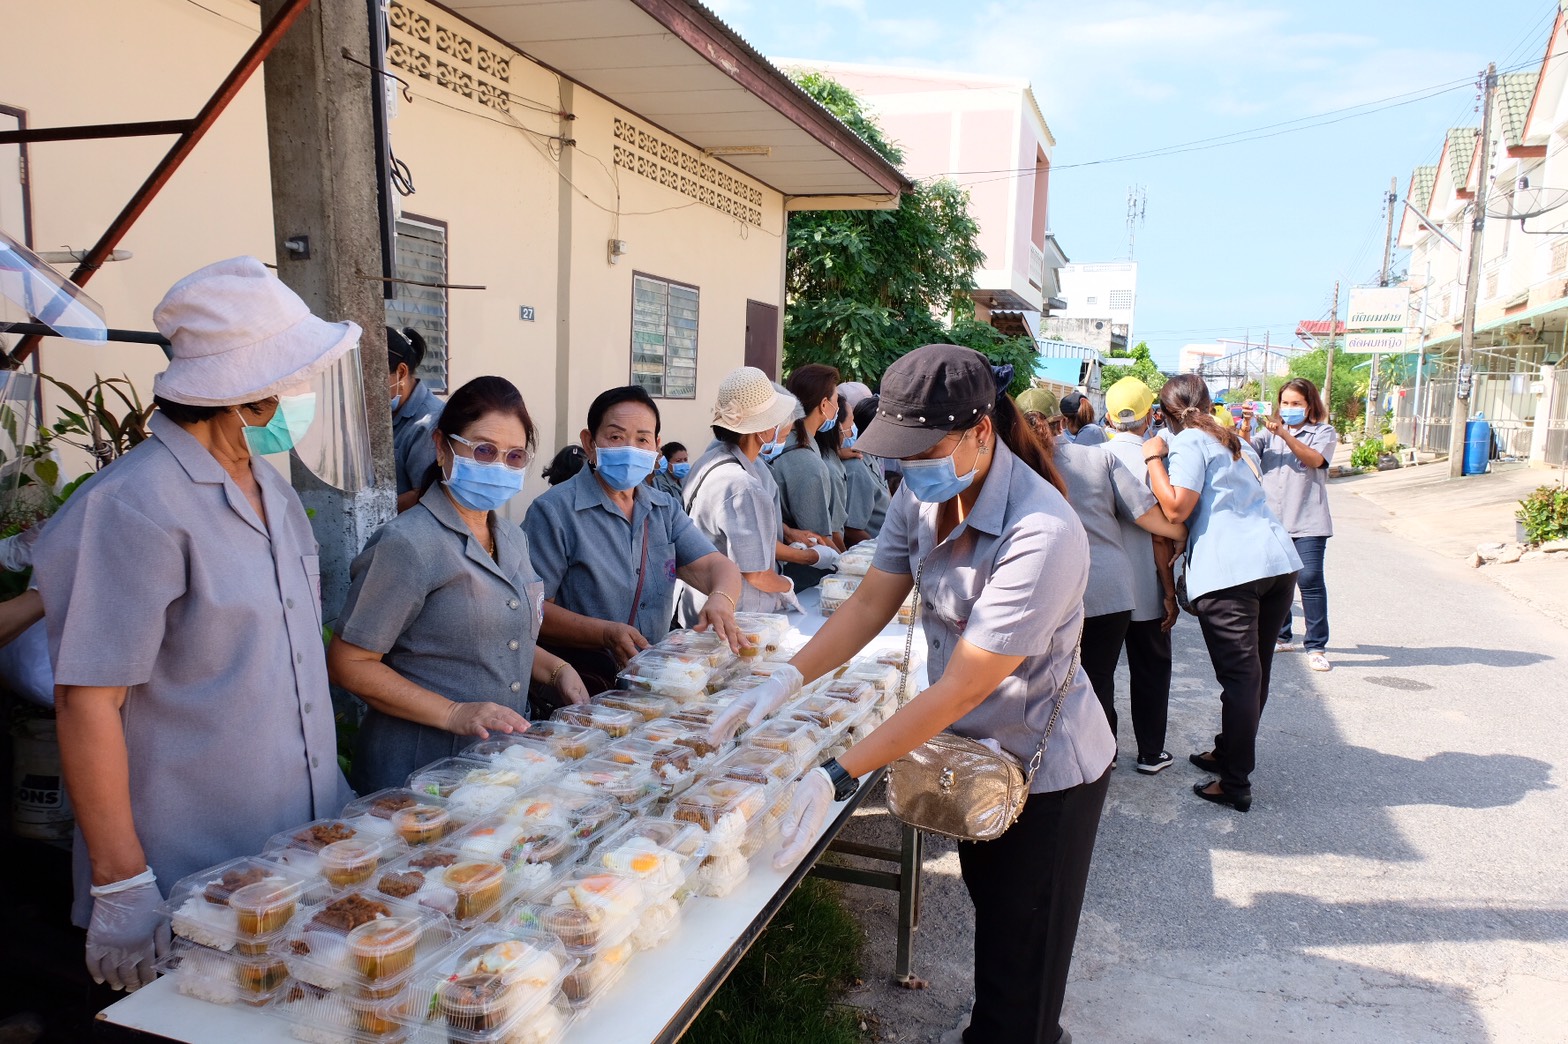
[652,628,738,669]
[390,927,576,1044]
[266,979,408,1042]
[836,548,876,577]
[273,890,453,997]
[615,649,711,702]
[634,716,731,761]
[598,736,699,800]
[155,939,292,1007]
[711,745,798,792]
[555,756,661,810]
[670,777,766,853]
[159,856,330,955]
[728,612,789,660]
[814,679,876,708]
[558,939,635,1011]
[590,689,676,724]
[457,737,565,791]
[592,818,703,903]
[550,702,640,740]
[404,758,529,822]
[493,719,611,762]
[739,784,797,859]
[262,821,408,884]
[784,693,868,732]
[341,788,454,848]
[506,785,629,849]
[817,574,861,615]
[840,662,901,697]
[740,719,826,774]
[540,867,653,954]
[693,847,750,898]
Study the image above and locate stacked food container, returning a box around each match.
[150,612,914,1043]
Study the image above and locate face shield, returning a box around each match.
[0,230,107,343]
[0,370,46,526]
[250,345,374,493]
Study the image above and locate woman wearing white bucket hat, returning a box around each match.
[679,367,816,620]
[35,257,363,992]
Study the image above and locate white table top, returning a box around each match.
[101,583,918,1044]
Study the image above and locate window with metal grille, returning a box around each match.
[1108,289,1133,311]
[385,216,449,392]
[631,273,698,399]
[1485,271,1498,299]
[1552,238,1568,274]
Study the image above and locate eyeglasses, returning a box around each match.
[449,432,532,470]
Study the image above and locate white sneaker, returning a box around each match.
[1275,641,1300,653]
[1308,651,1331,672]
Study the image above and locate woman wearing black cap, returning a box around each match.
[717,344,1115,1044]
[1060,391,1106,446]
[387,326,444,512]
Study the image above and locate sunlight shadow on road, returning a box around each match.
[1330,643,1554,669]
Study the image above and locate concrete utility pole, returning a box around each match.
[260,0,397,622]
[1324,280,1339,417]
[1449,64,1497,480]
[1368,176,1400,436]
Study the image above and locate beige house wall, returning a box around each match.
[1,0,785,507]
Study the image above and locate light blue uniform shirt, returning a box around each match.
[1105,429,1165,622]
[1166,428,1302,600]
[523,465,717,642]
[392,379,442,495]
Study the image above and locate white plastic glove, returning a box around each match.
[707,663,804,746]
[810,545,840,571]
[772,767,836,870]
[777,578,804,615]
[86,867,170,991]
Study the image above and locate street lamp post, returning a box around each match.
[1448,64,1497,479]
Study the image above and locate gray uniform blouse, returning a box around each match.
[768,434,833,537]
[35,412,350,925]
[392,379,442,495]
[821,445,849,535]
[1252,421,1336,538]
[523,465,717,643]
[1053,442,1158,618]
[1105,430,1165,622]
[872,442,1116,794]
[338,484,544,792]
[845,453,889,536]
[680,439,783,616]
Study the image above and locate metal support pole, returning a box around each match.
[8,0,314,366]
[1449,65,1497,479]
[1369,176,1399,437]
[1324,281,1339,417]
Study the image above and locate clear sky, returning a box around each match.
[706,0,1557,369]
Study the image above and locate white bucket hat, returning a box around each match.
[151,256,362,407]
[712,367,796,434]
[838,381,873,409]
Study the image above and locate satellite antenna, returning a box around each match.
[1126,185,1147,259]
[1486,184,1568,234]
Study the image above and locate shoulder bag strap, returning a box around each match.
[1025,626,1083,782]
[626,516,652,627]
[681,457,742,513]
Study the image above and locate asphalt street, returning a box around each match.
[834,477,1568,1043]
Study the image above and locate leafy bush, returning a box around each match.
[1349,438,1381,469]
[1517,485,1568,545]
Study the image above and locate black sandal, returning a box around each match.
[1188,751,1222,772]
[1192,780,1251,812]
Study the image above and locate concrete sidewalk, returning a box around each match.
[1337,460,1568,627]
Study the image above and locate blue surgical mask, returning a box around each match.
[900,435,978,503]
[843,425,858,450]
[390,394,403,413]
[818,404,838,433]
[240,392,316,455]
[445,453,525,511]
[594,445,659,491]
[1279,406,1307,426]
[671,461,691,480]
[762,440,786,461]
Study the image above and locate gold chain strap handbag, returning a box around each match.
[886,560,1083,842]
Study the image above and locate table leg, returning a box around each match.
[894,824,923,985]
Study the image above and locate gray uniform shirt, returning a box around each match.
[35,412,350,925]
[845,453,889,536]
[392,379,442,495]
[523,465,717,643]
[1071,424,1108,447]
[680,439,783,617]
[338,484,544,792]
[1252,422,1336,538]
[1053,442,1158,618]
[1105,429,1165,622]
[768,434,833,537]
[821,445,849,534]
[873,442,1115,794]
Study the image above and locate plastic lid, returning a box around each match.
[159,856,327,952]
[507,785,629,848]
[277,890,452,994]
[600,737,699,795]
[498,719,611,761]
[154,939,292,1006]
[712,745,797,791]
[546,868,650,947]
[556,757,661,809]
[786,693,868,731]
[551,703,640,739]
[388,803,452,846]
[394,927,574,1042]
[459,736,565,782]
[671,777,766,834]
[742,719,825,761]
[634,716,730,760]
[341,786,450,823]
[593,820,702,902]
[590,690,676,723]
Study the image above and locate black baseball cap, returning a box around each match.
[854,344,998,459]
[1060,391,1086,417]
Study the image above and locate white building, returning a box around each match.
[1179,342,1224,374]
[1053,261,1138,333]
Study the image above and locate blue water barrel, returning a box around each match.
[1463,413,1491,476]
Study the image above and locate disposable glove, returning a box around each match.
[778,582,804,615]
[86,867,169,992]
[810,545,840,571]
[772,767,836,870]
[707,663,804,745]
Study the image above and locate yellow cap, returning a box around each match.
[1104,377,1153,424]
[1212,404,1235,429]
[1015,387,1059,418]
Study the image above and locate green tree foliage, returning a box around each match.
[1100,341,1166,392]
[1287,346,1369,434]
[783,74,1030,387]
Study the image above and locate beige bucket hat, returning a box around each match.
[712,366,797,434]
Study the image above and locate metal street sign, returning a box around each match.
[1343,331,1407,354]
[1346,286,1409,332]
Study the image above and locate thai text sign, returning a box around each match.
[1346,287,1410,332]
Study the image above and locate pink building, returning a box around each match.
[778,60,1069,340]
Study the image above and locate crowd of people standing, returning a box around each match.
[22,259,1338,1044]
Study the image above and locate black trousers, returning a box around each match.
[1080,610,1131,741]
[959,768,1112,1044]
[1122,617,1172,759]
[1192,571,1298,796]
